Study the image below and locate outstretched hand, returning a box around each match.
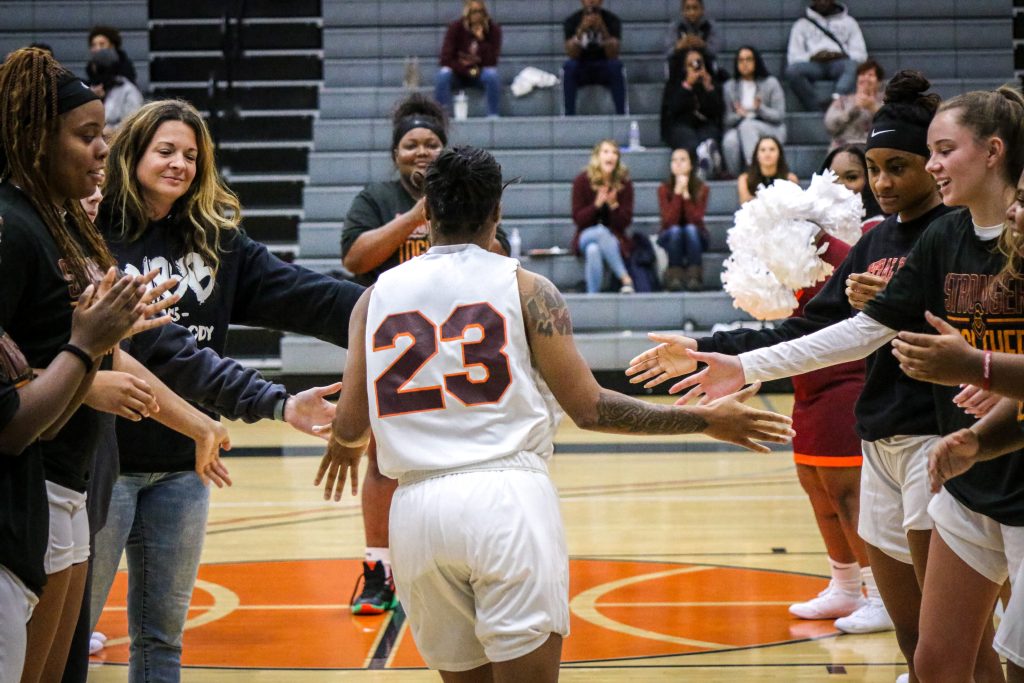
[846,272,888,311]
[695,382,795,453]
[928,428,978,492]
[669,349,745,404]
[194,420,232,488]
[314,435,366,501]
[625,333,698,388]
[953,384,1000,418]
[892,310,980,386]
[284,382,343,439]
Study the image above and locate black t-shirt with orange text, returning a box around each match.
[865,208,1024,525]
[342,180,430,287]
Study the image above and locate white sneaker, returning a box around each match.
[89,631,107,655]
[788,581,865,620]
[896,675,909,683]
[833,597,895,634]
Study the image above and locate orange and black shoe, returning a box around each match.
[350,560,399,615]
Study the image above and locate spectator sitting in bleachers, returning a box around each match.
[88,25,137,85]
[562,0,625,116]
[658,148,709,291]
[721,46,787,178]
[87,48,144,136]
[737,135,799,205]
[784,0,866,111]
[571,140,635,293]
[665,0,721,76]
[660,48,723,175]
[436,0,502,118]
[824,58,883,148]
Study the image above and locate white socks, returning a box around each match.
[366,547,392,577]
[861,566,882,601]
[829,557,862,596]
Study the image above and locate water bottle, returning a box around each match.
[454,91,469,121]
[509,227,522,259]
[628,120,644,151]
[403,56,420,89]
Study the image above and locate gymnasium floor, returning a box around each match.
[86,393,915,682]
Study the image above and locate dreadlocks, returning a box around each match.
[0,48,114,289]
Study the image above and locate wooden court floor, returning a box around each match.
[86,394,917,682]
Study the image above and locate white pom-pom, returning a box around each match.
[721,171,864,320]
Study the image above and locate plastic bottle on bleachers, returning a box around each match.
[509,228,522,260]
[454,91,469,121]
[627,120,644,151]
[403,56,420,89]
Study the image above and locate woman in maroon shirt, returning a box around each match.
[571,139,635,293]
[435,0,502,117]
[657,148,709,290]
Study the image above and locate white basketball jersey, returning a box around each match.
[365,244,559,479]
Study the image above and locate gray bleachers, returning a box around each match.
[288,0,1013,374]
[0,2,150,91]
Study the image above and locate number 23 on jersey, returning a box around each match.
[373,302,513,417]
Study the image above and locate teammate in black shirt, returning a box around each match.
[668,85,1024,682]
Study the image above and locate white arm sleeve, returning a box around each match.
[739,313,897,383]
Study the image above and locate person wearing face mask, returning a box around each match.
[571,139,635,294]
[825,59,884,148]
[85,48,143,136]
[86,25,136,86]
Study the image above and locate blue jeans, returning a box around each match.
[657,224,704,268]
[89,471,209,683]
[784,58,858,110]
[563,58,626,115]
[578,224,628,293]
[435,66,501,116]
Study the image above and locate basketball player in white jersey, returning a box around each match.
[316,146,795,682]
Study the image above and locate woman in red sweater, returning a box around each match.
[571,139,635,293]
[657,148,710,291]
[435,0,502,117]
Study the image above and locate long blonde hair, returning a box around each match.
[104,99,241,276]
[585,139,629,191]
[462,0,489,30]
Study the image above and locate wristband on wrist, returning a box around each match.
[274,396,290,421]
[59,344,95,373]
[982,350,992,391]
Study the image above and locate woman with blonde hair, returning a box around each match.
[436,0,502,117]
[88,98,364,681]
[571,139,635,293]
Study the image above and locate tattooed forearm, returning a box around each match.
[594,390,708,434]
[523,276,573,337]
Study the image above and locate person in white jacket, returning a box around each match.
[785,0,867,111]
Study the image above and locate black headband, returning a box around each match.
[56,72,101,115]
[393,116,447,149]
[864,119,930,159]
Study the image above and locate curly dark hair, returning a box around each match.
[424,146,503,237]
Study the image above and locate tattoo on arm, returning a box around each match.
[595,390,708,434]
[524,277,573,337]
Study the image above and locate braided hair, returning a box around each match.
[424,146,503,238]
[0,48,114,289]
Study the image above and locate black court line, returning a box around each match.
[368,604,407,669]
[227,441,791,458]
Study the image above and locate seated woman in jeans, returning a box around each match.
[435,0,502,118]
[571,139,635,293]
[657,148,709,291]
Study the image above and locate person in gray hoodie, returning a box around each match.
[785,0,867,111]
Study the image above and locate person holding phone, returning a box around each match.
[660,48,723,174]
